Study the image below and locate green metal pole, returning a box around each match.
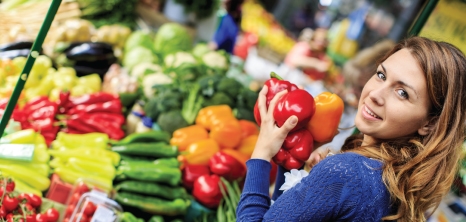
[0,0,62,138]
[409,0,440,36]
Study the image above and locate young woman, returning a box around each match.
[237,37,466,221]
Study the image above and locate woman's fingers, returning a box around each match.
[298,85,304,90]
[278,115,298,136]
[257,86,269,120]
[266,90,288,120]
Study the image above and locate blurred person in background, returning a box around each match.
[209,0,245,53]
[280,28,332,84]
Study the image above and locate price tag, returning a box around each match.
[0,144,35,161]
[90,205,116,222]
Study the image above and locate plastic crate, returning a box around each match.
[45,174,74,204]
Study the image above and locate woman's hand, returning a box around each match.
[251,86,299,162]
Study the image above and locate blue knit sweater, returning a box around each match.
[237,153,394,221]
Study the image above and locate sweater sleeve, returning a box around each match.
[237,154,370,222]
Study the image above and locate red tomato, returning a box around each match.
[0,205,7,218]
[65,204,75,217]
[45,208,59,222]
[6,213,13,220]
[25,213,36,222]
[18,203,35,214]
[0,187,5,199]
[75,213,88,222]
[8,218,24,222]
[5,179,15,192]
[18,193,32,203]
[75,182,89,195]
[69,193,82,206]
[3,196,19,212]
[82,201,96,216]
[35,214,48,222]
[63,218,70,222]
[27,194,42,208]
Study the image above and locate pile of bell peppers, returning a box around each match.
[0,129,51,196]
[49,132,119,192]
[58,92,126,140]
[254,72,344,170]
[174,105,278,208]
[111,131,191,216]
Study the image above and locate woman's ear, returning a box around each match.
[418,116,438,136]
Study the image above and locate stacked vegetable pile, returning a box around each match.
[111,131,190,217]
[0,176,60,221]
[49,132,120,193]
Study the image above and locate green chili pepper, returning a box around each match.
[117,164,181,186]
[120,158,180,168]
[115,192,190,216]
[115,131,171,145]
[120,212,139,222]
[148,216,165,222]
[112,142,178,157]
[116,181,188,200]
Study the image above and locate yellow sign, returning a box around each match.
[420,0,466,54]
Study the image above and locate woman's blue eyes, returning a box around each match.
[376,71,409,99]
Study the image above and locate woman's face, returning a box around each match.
[354,49,432,142]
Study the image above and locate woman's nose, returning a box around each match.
[368,87,385,106]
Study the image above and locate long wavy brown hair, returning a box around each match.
[341,37,466,221]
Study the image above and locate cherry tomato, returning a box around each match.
[3,196,19,212]
[0,187,6,199]
[75,213,88,222]
[65,204,75,217]
[8,217,24,222]
[75,182,89,195]
[18,193,32,203]
[6,213,13,220]
[27,194,42,208]
[82,201,96,216]
[63,218,70,222]
[25,213,36,222]
[45,208,59,222]
[5,179,15,192]
[69,193,82,206]
[0,205,7,218]
[35,214,48,222]
[18,203,35,214]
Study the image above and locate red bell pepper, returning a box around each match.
[67,92,118,107]
[11,110,28,124]
[182,164,211,190]
[192,174,226,208]
[273,89,315,132]
[28,104,58,121]
[254,72,298,126]
[67,100,122,115]
[273,129,314,170]
[209,151,246,181]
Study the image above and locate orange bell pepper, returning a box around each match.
[239,120,259,139]
[210,118,242,149]
[237,135,258,157]
[306,92,344,142]
[177,139,220,167]
[195,105,235,130]
[170,125,209,151]
[221,149,249,170]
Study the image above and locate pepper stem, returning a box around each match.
[270,72,284,80]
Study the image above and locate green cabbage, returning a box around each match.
[125,30,153,52]
[154,23,192,57]
[123,47,158,71]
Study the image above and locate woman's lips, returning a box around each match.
[362,105,382,121]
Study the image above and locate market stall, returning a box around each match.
[0,0,465,221]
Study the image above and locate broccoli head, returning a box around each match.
[236,88,259,110]
[144,89,183,120]
[216,77,242,98]
[197,74,223,97]
[157,110,189,134]
[202,92,234,108]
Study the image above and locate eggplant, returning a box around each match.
[0,41,33,51]
[0,49,31,60]
[65,42,115,62]
[73,65,110,78]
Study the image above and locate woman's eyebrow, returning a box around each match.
[381,63,419,99]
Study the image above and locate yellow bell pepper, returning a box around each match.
[170,125,209,152]
[78,74,101,92]
[71,84,93,96]
[209,118,242,149]
[177,139,220,167]
[306,92,344,142]
[195,105,235,130]
[237,135,258,158]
